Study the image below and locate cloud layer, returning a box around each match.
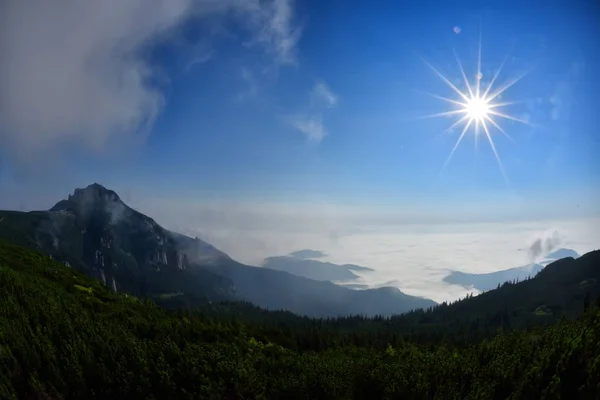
[133,195,600,302]
[0,0,300,164]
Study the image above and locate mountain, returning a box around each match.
[443,248,582,292]
[204,258,434,317]
[443,263,544,292]
[541,248,581,265]
[262,253,374,282]
[0,183,435,317]
[0,184,236,302]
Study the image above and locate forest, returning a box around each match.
[1,239,600,399]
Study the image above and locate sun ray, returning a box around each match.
[443,115,469,134]
[440,118,473,175]
[481,118,510,184]
[488,109,532,126]
[481,53,510,99]
[421,58,471,102]
[474,119,479,152]
[484,115,516,145]
[487,67,534,102]
[487,100,523,109]
[414,109,467,120]
[418,91,468,108]
[475,29,482,98]
[453,49,474,98]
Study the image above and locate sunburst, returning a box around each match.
[419,35,533,182]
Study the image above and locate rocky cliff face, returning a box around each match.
[24,183,236,300]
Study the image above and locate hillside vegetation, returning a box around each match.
[1,240,600,399]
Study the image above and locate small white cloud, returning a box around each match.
[236,0,302,65]
[288,115,327,142]
[311,82,338,108]
[185,41,214,72]
[549,83,570,121]
[289,81,337,142]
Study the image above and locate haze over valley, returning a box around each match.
[112,195,600,303]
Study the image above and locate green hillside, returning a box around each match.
[1,240,600,399]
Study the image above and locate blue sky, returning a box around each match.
[0,0,598,220]
[152,2,598,212]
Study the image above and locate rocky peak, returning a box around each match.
[70,183,122,204]
[49,183,129,224]
[50,183,122,210]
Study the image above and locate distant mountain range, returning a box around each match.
[443,248,582,292]
[262,252,374,282]
[0,183,435,317]
[541,248,580,265]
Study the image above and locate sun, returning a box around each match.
[418,37,534,182]
[465,96,490,123]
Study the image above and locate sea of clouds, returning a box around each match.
[138,196,599,303]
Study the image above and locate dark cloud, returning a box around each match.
[528,230,562,260]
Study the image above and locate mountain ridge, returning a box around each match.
[262,254,374,282]
[0,183,436,317]
[443,248,582,292]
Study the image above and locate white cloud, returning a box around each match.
[128,195,600,303]
[289,81,338,142]
[320,220,600,303]
[185,42,214,72]
[187,52,214,69]
[237,0,302,65]
[288,114,327,142]
[0,0,301,165]
[311,82,338,108]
